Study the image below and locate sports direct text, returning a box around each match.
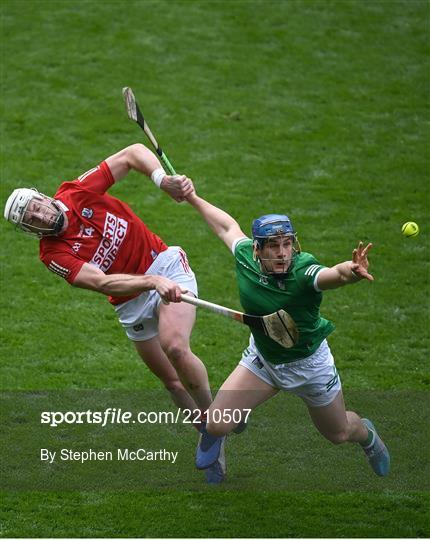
[90,212,128,272]
[40,408,251,427]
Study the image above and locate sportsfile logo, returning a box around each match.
[90,212,128,272]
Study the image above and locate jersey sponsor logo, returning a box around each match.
[48,260,70,278]
[304,264,322,277]
[72,242,82,253]
[133,323,144,332]
[78,166,99,183]
[90,212,128,272]
[259,275,269,285]
[81,207,94,219]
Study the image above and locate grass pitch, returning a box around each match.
[1,0,429,537]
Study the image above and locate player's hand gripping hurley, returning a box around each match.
[122,87,299,349]
[181,294,298,349]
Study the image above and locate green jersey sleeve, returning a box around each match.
[293,254,327,292]
[232,237,252,256]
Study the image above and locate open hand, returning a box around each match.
[351,242,374,281]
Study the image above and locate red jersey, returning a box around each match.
[39,161,168,305]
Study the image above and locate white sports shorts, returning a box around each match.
[239,336,341,407]
[114,246,198,342]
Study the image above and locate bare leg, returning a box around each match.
[158,301,213,411]
[206,365,279,437]
[134,337,199,412]
[306,389,368,444]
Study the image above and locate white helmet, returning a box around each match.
[4,188,65,237]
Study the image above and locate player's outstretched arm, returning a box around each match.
[73,262,186,303]
[105,143,193,202]
[186,192,247,251]
[316,242,374,291]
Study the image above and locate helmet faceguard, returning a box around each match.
[252,214,301,277]
[4,188,65,237]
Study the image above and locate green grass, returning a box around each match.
[1,390,429,492]
[1,0,429,537]
[1,491,428,538]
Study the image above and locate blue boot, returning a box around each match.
[204,437,226,484]
[196,424,225,469]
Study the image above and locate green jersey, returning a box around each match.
[234,238,335,364]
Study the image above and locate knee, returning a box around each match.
[325,430,349,445]
[162,340,190,366]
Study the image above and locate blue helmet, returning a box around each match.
[252,214,295,248]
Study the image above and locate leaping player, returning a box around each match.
[3,143,225,484]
